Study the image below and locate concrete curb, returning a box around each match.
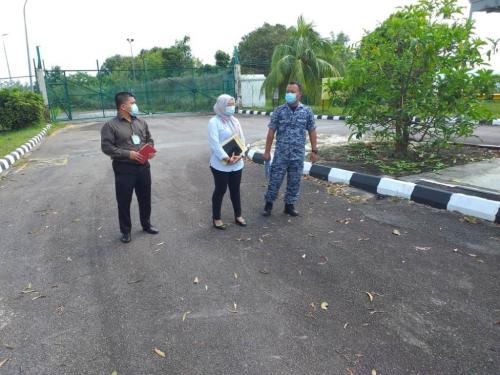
[246,149,500,224]
[0,124,52,174]
[238,109,500,125]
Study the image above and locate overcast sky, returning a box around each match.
[0,0,499,79]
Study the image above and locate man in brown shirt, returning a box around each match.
[101,92,159,243]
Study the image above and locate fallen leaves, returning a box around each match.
[0,358,10,368]
[415,246,431,252]
[392,229,401,236]
[461,216,479,224]
[153,348,166,358]
[364,291,383,303]
[182,311,191,321]
[320,302,329,311]
[32,295,46,301]
[336,218,352,225]
[365,291,374,302]
[317,256,328,265]
[228,302,238,313]
[193,277,199,284]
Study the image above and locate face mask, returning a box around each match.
[129,103,139,116]
[285,92,297,104]
[224,105,236,116]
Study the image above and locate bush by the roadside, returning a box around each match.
[0,88,45,131]
[317,142,500,177]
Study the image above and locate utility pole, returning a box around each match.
[1,33,12,82]
[23,0,33,91]
[126,38,136,80]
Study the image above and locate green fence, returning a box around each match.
[45,66,235,121]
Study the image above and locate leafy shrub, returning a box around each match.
[0,88,45,131]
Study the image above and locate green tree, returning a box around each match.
[161,36,194,74]
[342,0,496,156]
[327,32,354,76]
[215,50,230,68]
[238,23,293,74]
[263,15,339,105]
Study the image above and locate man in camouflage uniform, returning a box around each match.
[262,81,318,217]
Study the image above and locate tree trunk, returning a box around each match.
[394,121,410,156]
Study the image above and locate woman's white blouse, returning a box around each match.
[208,115,245,172]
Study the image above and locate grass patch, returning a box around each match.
[318,142,500,177]
[479,100,500,118]
[0,122,65,157]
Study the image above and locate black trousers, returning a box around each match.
[210,167,242,220]
[112,161,152,234]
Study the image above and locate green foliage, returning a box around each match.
[215,50,231,68]
[326,32,354,76]
[0,88,45,131]
[342,0,497,156]
[238,23,293,75]
[263,16,340,105]
[318,141,499,177]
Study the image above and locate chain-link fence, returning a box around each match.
[44,66,235,121]
[0,75,33,90]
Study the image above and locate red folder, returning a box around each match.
[138,144,156,164]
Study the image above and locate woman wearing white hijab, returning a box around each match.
[208,94,246,230]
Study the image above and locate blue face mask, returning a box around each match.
[130,103,139,116]
[285,92,297,104]
[224,105,236,116]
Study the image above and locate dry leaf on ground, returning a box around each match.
[365,292,374,302]
[462,216,479,224]
[153,348,166,358]
[0,358,9,368]
[182,311,191,321]
[321,302,329,311]
[415,246,431,251]
[193,277,199,284]
[392,229,401,236]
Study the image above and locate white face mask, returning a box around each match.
[224,105,236,116]
[129,103,139,116]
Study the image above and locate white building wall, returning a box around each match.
[241,74,266,108]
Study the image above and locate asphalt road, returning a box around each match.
[0,114,499,375]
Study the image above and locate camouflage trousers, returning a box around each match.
[264,159,304,205]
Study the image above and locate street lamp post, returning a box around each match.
[23,0,33,91]
[1,33,12,82]
[126,38,136,80]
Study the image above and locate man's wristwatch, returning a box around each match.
[311,149,318,154]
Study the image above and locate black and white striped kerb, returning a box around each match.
[246,149,500,224]
[0,124,52,174]
[238,109,346,121]
[238,109,500,125]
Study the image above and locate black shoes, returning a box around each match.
[262,202,273,217]
[143,226,160,235]
[234,217,247,227]
[121,233,131,243]
[213,220,227,230]
[284,204,299,217]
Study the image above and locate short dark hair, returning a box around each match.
[115,92,135,110]
[288,81,302,93]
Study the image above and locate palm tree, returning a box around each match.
[263,16,340,105]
